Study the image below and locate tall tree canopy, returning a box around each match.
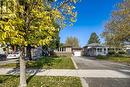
[88,32,100,44]
[65,36,80,47]
[0,0,78,87]
[103,0,130,47]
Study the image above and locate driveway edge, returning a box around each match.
[80,77,89,87]
[71,56,78,69]
[71,56,89,87]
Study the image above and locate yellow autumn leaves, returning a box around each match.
[0,0,78,47]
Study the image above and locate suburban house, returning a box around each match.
[83,43,124,56]
[0,43,43,60]
[0,47,6,54]
[54,46,72,56]
[124,44,130,55]
[54,46,82,56]
[30,46,43,59]
[83,43,109,56]
[72,48,82,56]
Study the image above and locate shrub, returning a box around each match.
[108,51,116,56]
[118,51,126,55]
[96,55,107,59]
[108,50,127,57]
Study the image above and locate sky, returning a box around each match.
[59,0,122,47]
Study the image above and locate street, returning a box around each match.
[73,56,130,87]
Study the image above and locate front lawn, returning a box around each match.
[0,56,75,69]
[107,57,130,64]
[0,75,82,87]
[96,56,130,64]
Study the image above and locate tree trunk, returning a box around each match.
[19,47,27,87]
[14,45,17,52]
[27,45,32,60]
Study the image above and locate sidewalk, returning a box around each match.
[0,68,130,78]
[0,59,19,65]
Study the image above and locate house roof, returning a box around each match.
[83,43,108,48]
[124,44,130,49]
[72,47,82,50]
[62,46,72,48]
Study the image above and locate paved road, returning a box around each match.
[73,56,130,87]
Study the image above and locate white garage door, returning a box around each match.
[74,51,81,56]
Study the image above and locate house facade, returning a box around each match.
[54,46,83,56]
[124,44,130,55]
[31,46,43,59]
[72,48,82,56]
[54,46,72,56]
[83,43,109,56]
[83,43,123,56]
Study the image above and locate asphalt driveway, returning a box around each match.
[73,56,130,87]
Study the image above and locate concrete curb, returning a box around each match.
[71,56,89,87]
[80,77,89,87]
[71,56,78,69]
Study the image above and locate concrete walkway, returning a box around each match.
[0,68,130,78]
[0,59,19,65]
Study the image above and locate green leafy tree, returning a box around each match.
[50,34,60,49]
[0,0,78,87]
[59,42,64,47]
[65,36,80,47]
[88,32,100,44]
[103,0,130,47]
[42,32,60,51]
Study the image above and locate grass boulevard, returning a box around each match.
[0,56,82,87]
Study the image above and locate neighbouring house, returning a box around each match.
[83,43,124,56]
[83,43,109,56]
[31,46,43,59]
[0,43,43,60]
[54,46,83,57]
[54,46,72,56]
[24,46,43,60]
[0,44,7,61]
[0,47,6,54]
[72,48,82,56]
[124,44,130,55]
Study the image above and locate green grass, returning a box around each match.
[107,57,130,64]
[0,75,82,87]
[96,56,130,64]
[0,56,75,69]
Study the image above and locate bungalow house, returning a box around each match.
[31,46,43,59]
[54,46,72,56]
[54,46,82,56]
[83,43,123,56]
[124,44,130,55]
[72,48,82,56]
[83,43,109,56]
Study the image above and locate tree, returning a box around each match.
[65,36,80,47]
[59,42,64,47]
[88,32,100,44]
[49,32,60,49]
[103,0,130,47]
[0,0,78,87]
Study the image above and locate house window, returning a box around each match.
[104,48,106,51]
[97,48,99,52]
[104,48,106,54]
[97,48,102,52]
[62,48,64,51]
[63,48,66,52]
[100,48,102,52]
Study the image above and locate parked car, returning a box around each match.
[7,52,20,59]
[0,54,7,61]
